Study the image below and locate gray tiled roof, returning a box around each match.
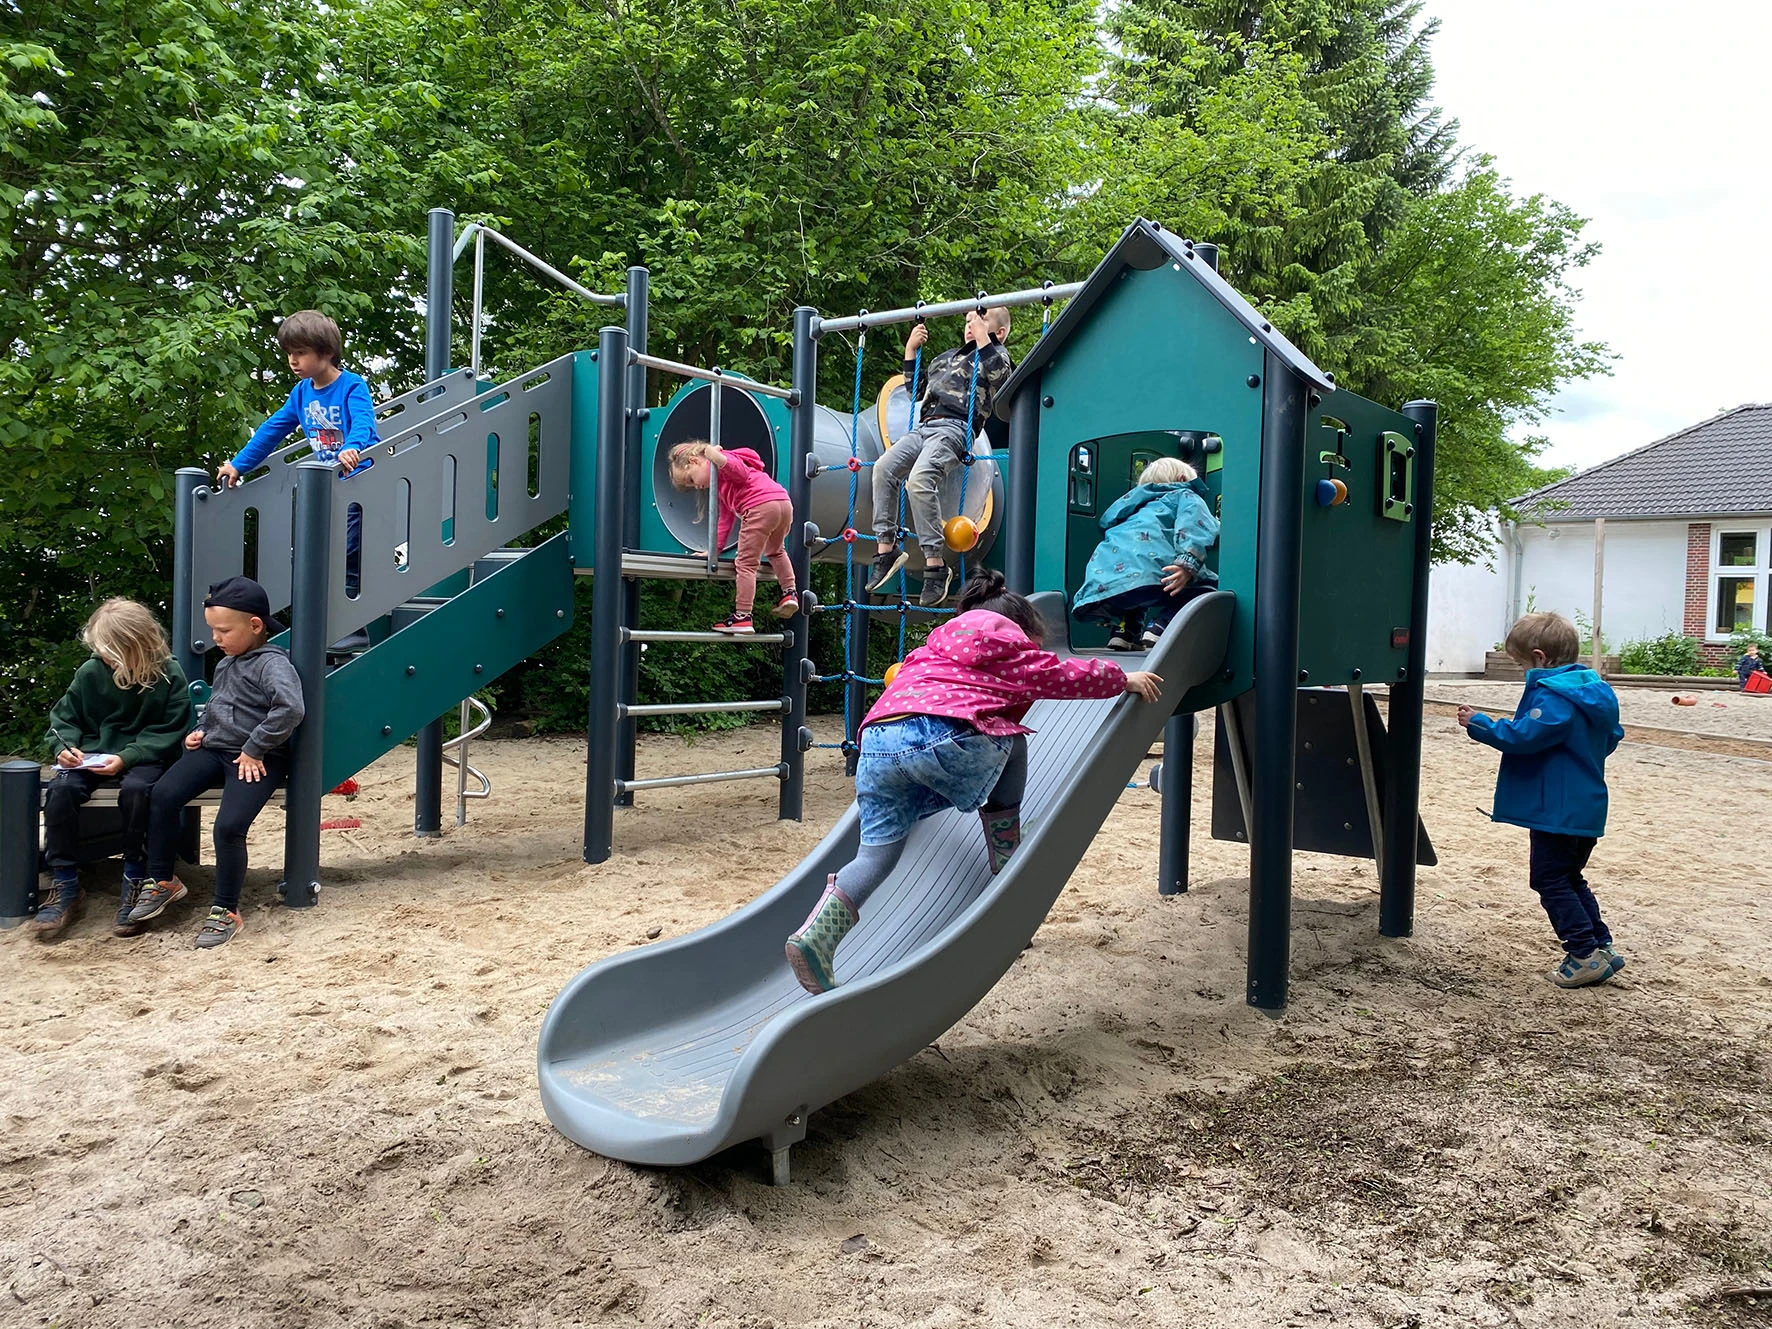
[1514,403,1772,520]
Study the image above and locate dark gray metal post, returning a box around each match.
[1158,710,1193,896]
[1381,400,1438,938]
[1246,352,1309,1012]
[778,307,819,821]
[1193,242,1220,273]
[617,266,649,807]
[285,460,335,908]
[1,760,40,927]
[171,467,207,685]
[1004,373,1041,595]
[584,325,630,864]
[425,208,455,383]
[414,206,456,836]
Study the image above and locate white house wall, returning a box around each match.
[1515,520,1687,646]
[1427,555,1508,673]
[1423,518,1690,673]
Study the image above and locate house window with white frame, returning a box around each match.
[1710,526,1770,638]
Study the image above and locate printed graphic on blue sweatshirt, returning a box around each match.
[233,370,380,472]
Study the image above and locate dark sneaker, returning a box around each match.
[30,882,83,937]
[774,592,800,620]
[918,564,954,607]
[1551,949,1613,988]
[115,876,150,937]
[128,877,188,923]
[329,629,372,653]
[194,906,243,949]
[867,550,909,594]
[712,613,755,635]
[1106,632,1138,651]
[1141,627,1162,649]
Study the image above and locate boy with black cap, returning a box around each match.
[132,576,306,947]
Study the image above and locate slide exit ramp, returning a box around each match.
[537,590,1234,1177]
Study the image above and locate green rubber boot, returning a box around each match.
[785,876,858,994]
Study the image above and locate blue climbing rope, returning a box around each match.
[955,340,981,587]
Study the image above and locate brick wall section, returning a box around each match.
[1684,522,1711,637]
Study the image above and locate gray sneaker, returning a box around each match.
[194,905,243,949]
[128,876,188,923]
[918,564,954,607]
[115,876,150,937]
[1599,943,1625,976]
[1551,949,1613,988]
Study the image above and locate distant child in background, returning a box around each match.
[1072,456,1219,650]
[131,577,305,948]
[785,570,1163,994]
[216,311,379,612]
[1458,611,1626,988]
[36,600,194,939]
[1737,643,1768,690]
[668,440,799,634]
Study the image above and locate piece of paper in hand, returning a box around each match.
[79,753,117,770]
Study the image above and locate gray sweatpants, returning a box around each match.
[872,417,971,560]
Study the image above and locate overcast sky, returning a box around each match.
[1422,1,1772,472]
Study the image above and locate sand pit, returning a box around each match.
[3,710,1770,1326]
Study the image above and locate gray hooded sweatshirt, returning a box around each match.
[202,644,305,759]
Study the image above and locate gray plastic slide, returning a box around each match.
[537,590,1235,1171]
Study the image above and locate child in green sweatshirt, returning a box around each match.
[38,599,194,938]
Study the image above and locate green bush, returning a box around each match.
[1617,632,1701,677]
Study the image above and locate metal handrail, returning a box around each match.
[615,764,788,794]
[630,353,796,400]
[442,694,493,826]
[457,222,624,379]
[619,699,788,719]
[816,282,1085,336]
[623,629,789,645]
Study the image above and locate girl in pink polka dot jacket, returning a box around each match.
[786,570,1162,993]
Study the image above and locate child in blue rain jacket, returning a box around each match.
[1073,456,1219,649]
[1458,611,1627,989]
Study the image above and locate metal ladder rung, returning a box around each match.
[623,629,789,645]
[619,699,788,719]
[615,764,787,794]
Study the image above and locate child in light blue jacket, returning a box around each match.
[1073,456,1219,649]
[1459,611,1626,989]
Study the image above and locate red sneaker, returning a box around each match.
[774,593,799,619]
[712,613,755,635]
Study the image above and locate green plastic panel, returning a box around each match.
[1297,392,1421,685]
[1035,261,1262,708]
[318,531,575,789]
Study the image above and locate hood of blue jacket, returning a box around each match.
[1531,664,1621,729]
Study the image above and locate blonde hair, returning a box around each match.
[82,598,173,691]
[1504,611,1580,667]
[668,439,724,521]
[984,306,1011,336]
[1139,456,1197,486]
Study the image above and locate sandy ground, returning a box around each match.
[1426,680,1772,742]
[3,708,1770,1328]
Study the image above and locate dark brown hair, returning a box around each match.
[276,310,343,367]
[956,569,1045,643]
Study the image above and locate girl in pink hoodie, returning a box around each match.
[669,441,799,633]
[786,570,1162,993]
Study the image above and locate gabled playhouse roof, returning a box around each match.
[1513,403,1772,521]
[993,218,1334,420]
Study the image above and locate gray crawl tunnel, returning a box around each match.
[648,379,1003,564]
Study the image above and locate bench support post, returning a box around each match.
[1,760,40,927]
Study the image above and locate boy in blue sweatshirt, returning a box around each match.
[1458,611,1626,988]
[217,311,379,601]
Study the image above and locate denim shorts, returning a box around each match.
[855,715,1014,845]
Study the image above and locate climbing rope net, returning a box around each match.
[809,293,1058,762]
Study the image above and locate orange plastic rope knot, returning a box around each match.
[883,661,902,686]
[942,515,979,553]
[847,457,862,473]
[842,528,858,543]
